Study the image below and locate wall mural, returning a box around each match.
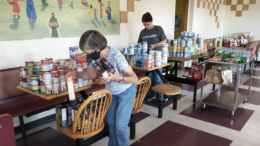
[197,0,222,29]
[224,0,256,17]
[0,0,120,41]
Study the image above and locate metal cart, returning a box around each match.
[200,58,255,118]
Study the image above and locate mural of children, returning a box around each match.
[106,1,111,22]
[100,5,103,19]
[49,13,59,38]
[81,0,87,4]
[94,9,97,20]
[8,0,24,17]
[57,0,63,11]
[88,5,94,20]
[41,0,48,5]
[26,0,37,19]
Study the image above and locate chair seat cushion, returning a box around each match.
[0,93,69,117]
[152,83,181,96]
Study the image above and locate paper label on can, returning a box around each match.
[41,86,45,92]
[59,75,65,81]
[45,85,52,95]
[41,65,49,71]
[53,77,59,84]
[52,83,60,94]
[32,86,40,90]
[60,81,67,91]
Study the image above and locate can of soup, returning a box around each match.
[58,69,66,81]
[77,66,83,72]
[21,66,26,78]
[51,71,59,84]
[40,81,45,93]
[46,58,53,70]
[30,75,40,91]
[43,73,52,84]
[26,75,32,89]
[77,78,84,88]
[59,59,66,68]
[70,68,76,72]
[63,65,69,71]
[22,78,28,88]
[45,84,52,95]
[60,80,67,92]
[34,66,41,76]
[41,59,50,71]
[52,83,60,94]
[53,64,60,71]
[19,77,23,86]
[73,78,78,89]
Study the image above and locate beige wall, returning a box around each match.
[4,0,176,127]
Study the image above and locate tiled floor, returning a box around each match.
[15,67,260,146]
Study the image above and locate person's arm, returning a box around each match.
[102,67,138,84]
[66,66,98,80]
[150,39,167,49]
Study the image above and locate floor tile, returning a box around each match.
[170,81,208,92]
[134,112,150,123]
[243,69,260,76]
[243,78,260,87]
[180,103,254,131]
[16,127,76,146]
[130,121,232,146]
[221,86,260,105]
[143,94,185,108]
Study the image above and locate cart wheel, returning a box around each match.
[201,104,206,110]
[229,111,234,118]
[243,98,247,104]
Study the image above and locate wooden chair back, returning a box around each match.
[132,77,151,114]
[72,90,112,135]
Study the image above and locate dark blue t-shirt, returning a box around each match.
[137,25,167,51]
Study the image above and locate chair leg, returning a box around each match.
[76,138,84,146]
[158,102,163,118]
[173,95,178,110]
[130,114,136,140]
[18,115,27,140]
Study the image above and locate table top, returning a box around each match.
[168,54,209,62]
[16,85,92,100]
[131,63,171,71]
[93,81,105,85]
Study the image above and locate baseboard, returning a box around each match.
[14,114,56,135]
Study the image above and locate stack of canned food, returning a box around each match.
[181,31,196,37]
[123,41,168,69]
[167,33,208,58]
[19,47,93,95]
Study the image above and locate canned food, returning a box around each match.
[45,84,52,95]
[52,83,60,94]
[26,75,32,89]
[46,58,53,70]
[22,78,28,88]
[69,46,79,56]
[51,71,59,83]
[70,55,77,64]
[60,80,67,92]
[142,41,148,54]
[70,68,76,72]
[41,59,50,71]
[21,66,26,78]
[26,65,34,75]
[155,59,161,67]
[184,31,188,36]
[73,78,78,89]
[54,60,60,65]
[77,66,83,72]
[34,67,41,76]
[134,45,138,54]
[77,78,84,88]
[151,60,154,68]
[123,48,129,54]
[25,61,34,67]
[84,80,91,86]
[197,34,201,38]
[59,59,66,67]
[162,43,168,48]
[155,51,162,57]
[30,75,40,91]
[43,73,52,84]
[173,40,177,47]
[19,77,23,86]
[40,81,45,92]
[53,64,60,71]
[19,66,23,77]
[77,62,87,69]
[63,65,69,71]
[34,61,41,67]
[181,40,186,47]
[58,69,65,81]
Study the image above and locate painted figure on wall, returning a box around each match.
[100,5,103,18]
[26,0,37,19]
[57,0,63,11]
[106,1,111,22]
[81,0,87,4]
[49,13,59,38]
[89,5,94,20]
[94,9,97,20]
[8,0,24,17]
[41,0,48,5]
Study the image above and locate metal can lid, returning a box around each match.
[30,75,39,79]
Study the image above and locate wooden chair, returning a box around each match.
[130,77,151,140]
[0,114,16,146]
[152,83,182,118]
[57,90,112,146]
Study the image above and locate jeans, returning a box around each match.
[148,68,163,99]
[107,83,136,146]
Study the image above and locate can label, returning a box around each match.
[51,71,59,83]
[69,46,79,56]
[31,85,40,91]
[34,67,41,76]
[52,83,60,94]
[53,64,60,71]
[77,66,83,72]
[30,76,40,86]
[77,62,87,69]
[26,66,34,75]
[22,67,26,78]
[59,59,66,66]
[40,81,45,92]
[19,77,23,86]
[45,84,52,95]
[43,73,52,84]
[63,65,69,70]
[73,78,78,89]
[70,68,76,72]
[77,78,84,88]
[123,48,129,54]
[60,81,67,92]
[41,59,49,65]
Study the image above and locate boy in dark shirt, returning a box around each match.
[138,12,167,101]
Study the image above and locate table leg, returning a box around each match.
[166,66,169,75]
[145,71,151,76]
[174,61,178,77]
[155,69,168,83]
[193,82,197,103]
[244,65,247,71]
[173,95,178,110]
[76,139,84,146]
[158,102,163,118]
[79,91,89,100]
[130,114,136,140]
[18,116,27,140]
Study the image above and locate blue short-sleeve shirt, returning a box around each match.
[105,46,133,95]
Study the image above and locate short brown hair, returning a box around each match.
[79,30,107,51]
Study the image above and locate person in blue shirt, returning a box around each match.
[138,12,167,101]
[26,0,37,19]
[66,30,138,146]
